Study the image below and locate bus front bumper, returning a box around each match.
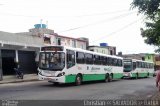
[38,74,65,83]
[123,72,132,78]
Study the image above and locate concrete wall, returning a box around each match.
[0,31,44,47]
[88,47,109,55]
[44,34,87,50]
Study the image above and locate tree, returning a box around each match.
[131,0,160,20]
[131,0,160,52]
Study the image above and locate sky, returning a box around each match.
[0,0,157,54]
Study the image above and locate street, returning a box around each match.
[0,77,160,106]
[0,77,157,100]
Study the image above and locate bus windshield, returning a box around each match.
[39,52,65,71]
[123,61,132,72]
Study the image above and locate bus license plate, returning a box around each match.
[44,78,52,80]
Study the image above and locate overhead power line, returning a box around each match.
[74,9,131,17]
[90,17,144,44]
[58,11,137,33]
[0,9,130,18]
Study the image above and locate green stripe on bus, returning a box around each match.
[112,73,123,79]
[65,73,123,83]
[65,75,76,83]
[82,74,105,81]
[149,73,154,76]
[131,73,153,78]
[138,73,148,77]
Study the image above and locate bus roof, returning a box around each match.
[41,46,123,59]
[124,58,154,64]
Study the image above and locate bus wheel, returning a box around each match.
[75,75,82,86]
[104,74,109,82]
[53,82,59,86]
[135,73,138,79]
[147,73,149,77]
[108,74,113,82]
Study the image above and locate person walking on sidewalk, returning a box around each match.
[156,69,160,91]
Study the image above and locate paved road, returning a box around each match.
[0,77,158,106]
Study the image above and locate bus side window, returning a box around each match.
[133,62,136,70]
[107,57,112,66]
[67,50,75,69]
[76,52,85,64]
[117,59,122,67]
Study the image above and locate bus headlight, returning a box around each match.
[38,69,43,75]
[38,71,42,75]
[57,72,65,77]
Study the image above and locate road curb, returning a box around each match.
[0,79,40,84]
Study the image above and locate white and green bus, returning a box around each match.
[123,58,154,79]
[38,46,123,85]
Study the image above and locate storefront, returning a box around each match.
[0,31,43,81]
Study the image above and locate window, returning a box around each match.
[39,52,65,71]
[149,63,154,69]
[144,63,147,68]
[76,52,85,64]
[117,59,122,66]
[110,50,113,55]
[107,57,112,65]
[142,62,145,68]
[101,56,106,65]
[67,50,75,69]
[137,62,142,68]
[72,40,76,47]
[44,37,51,44]
[133,62,136,70]
[112,58,118,66]
[147,63,150,68]
[94,55,101,65]
[85,53,93,64]
[57,38,61,45]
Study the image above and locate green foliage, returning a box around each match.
[141,19,160,46]
[131,0,160,52]
[131,0,160,20]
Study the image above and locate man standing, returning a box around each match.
[156,69,160,91]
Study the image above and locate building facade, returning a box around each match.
[154,55,160,70]
[119,53,145,60]
[43,34,88,50]
[88,43,116,55]
[0,31,44,80]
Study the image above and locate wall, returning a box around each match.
[88,47,109,55]
[144,54,155,62]
[44,34,87,50]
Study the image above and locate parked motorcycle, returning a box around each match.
[14,68,24,79]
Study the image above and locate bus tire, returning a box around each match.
[108,74,113,82]
[135,73,138,79]
[104,74,109,82]
[147,73,149,77]
[75,75,82,86]
[53,82,59,86]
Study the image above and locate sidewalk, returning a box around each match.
[0,74,39,84]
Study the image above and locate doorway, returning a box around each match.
[1,50,16,75]
[2,57,15,75]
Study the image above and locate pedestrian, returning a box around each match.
[156,68,160,92]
